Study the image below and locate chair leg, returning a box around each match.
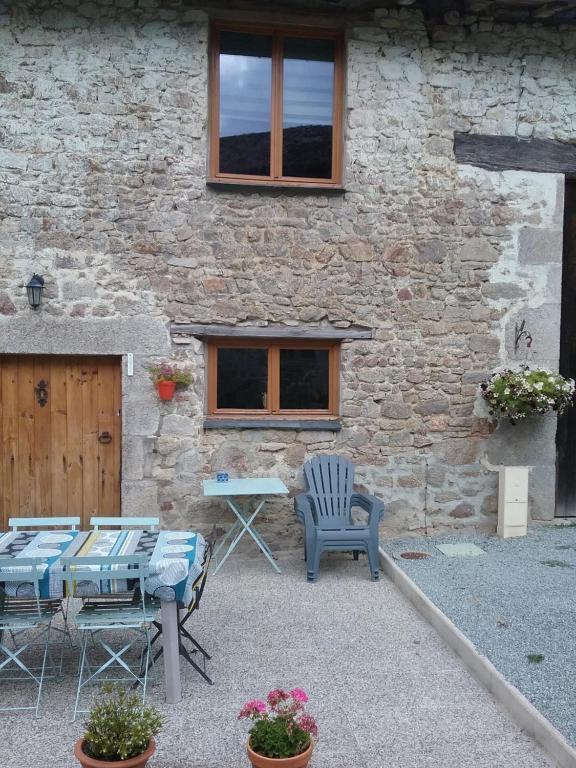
[180,626,211,660]
[179,642,214,685]
[141,628,151,702]
[35,626,51,719]
[306,542,321,583]
[73,632,89,722]
[367,540,380,582]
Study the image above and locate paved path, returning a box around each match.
[2,553,552,767]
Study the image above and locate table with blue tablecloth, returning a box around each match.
[0,528,206,703]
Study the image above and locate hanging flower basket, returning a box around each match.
[149,361,192,402]
[480,366,575,425]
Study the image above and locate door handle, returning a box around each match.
[98,431,112,444]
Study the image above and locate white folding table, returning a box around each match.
[203,477,288,574]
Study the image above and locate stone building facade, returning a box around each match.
[0,0,574,545]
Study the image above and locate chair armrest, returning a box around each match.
[350,492,385,523]
[294,493,316,527]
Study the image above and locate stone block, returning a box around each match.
[414,398,449,416]
[505,305,560,365]
[487,413,557,467]
[416,239,446,264]
[481,282,526,300]
[0,317,170,355]
[450,502,475,518]
[528,465,556,521]
[460,239,498,263]
[0,150,27,171]
[380,401,412,419]
[121,481,158,517]
[123,399,161,436]
[469,335,500,354]
[518,228,563,265]
[122,437,144,481]
[161,414,196,437]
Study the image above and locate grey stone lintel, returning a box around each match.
[203,418,342,431]
[207,180,347,195]
[170,323,373,340]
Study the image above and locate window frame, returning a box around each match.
[206,338,340,417]
[209,21,345,188]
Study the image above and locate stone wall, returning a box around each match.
[0,0,574,545]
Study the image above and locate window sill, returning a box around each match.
[203,417,341,431]
[207,179,346,195]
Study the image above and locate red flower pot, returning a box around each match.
[74,739,156,768]
[156,380,176,401]
[247,741,313,768]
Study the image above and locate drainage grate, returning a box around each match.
[400,551,431,560]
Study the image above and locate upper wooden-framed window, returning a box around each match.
[207,339,340,417]
[209,22,345,187]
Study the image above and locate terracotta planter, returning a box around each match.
[74,738,156,768]
[247,740,313,768]
[156,380,176,401]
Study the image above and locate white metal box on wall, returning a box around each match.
[497,466,530,538]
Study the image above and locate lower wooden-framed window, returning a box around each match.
[206,339,340,417]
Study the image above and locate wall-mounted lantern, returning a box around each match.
[26,274,44,309]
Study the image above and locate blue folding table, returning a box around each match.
[203,477,288,574]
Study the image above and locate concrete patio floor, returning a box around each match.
[1,551,554,768]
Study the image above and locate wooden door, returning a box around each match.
[0,356,121,530]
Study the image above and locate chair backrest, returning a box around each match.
[185,540,213,613]
[9,516,80,531]
[60,554,149,607]
[0,557,44,616]
[90,516,160,531]
[303,455,355,529]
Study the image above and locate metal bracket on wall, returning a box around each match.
[34,379,48,407]
[514,320,533,355]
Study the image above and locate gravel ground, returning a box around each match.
[0,552,553,768]
[382,525,576,745]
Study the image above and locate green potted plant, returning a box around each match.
[149,361,192,401]
[480,366,575,425]
[74,686,163,768]
[239,688,318,768]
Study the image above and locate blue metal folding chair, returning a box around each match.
[61,554,158,721]
[148,541,214,685]
[9,516,80,531]
[8,517,78,649]
[0,557,59,717]
[90,516,160,531]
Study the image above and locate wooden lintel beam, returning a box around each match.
[170,323,373,340]
[454,132,576,175]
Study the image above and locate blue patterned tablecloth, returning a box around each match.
[0,529,205,605]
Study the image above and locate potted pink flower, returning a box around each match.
[149,361,192,401]
[239,688,318,768]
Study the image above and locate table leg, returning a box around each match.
[232,501,282,574]
[212,501,263,575]
[160,599,181,704]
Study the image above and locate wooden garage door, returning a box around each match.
[0,356,121,530]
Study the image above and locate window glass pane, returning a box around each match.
[219,32,272,176]
[282,38,335,179]
[280,349,330,409]
[217,348,268,409]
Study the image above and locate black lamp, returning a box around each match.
[26,273,45,309]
